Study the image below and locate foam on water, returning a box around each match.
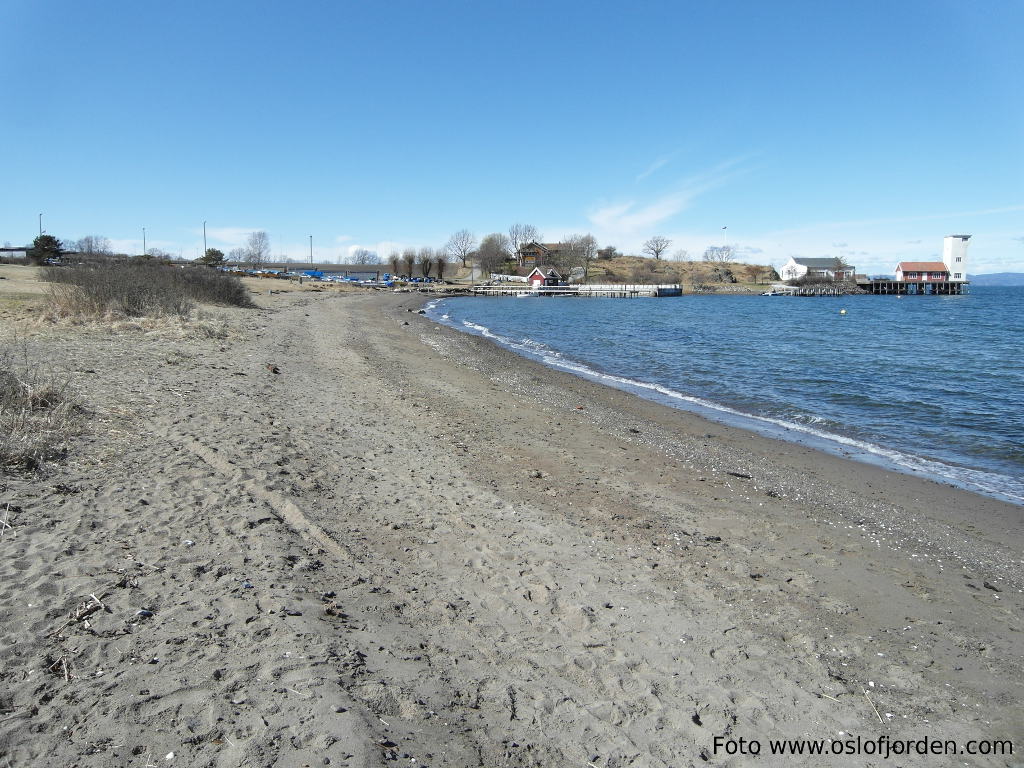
[428,292,1024,505]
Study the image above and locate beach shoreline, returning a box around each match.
[425,291,1024,508]
[1,288,1021,766]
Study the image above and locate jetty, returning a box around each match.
[470,284,683,298]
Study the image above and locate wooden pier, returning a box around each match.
[861,280,969,295]
[470,284,682,298]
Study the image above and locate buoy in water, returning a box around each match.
[839,308,847,315]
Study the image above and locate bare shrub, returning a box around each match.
[43,262,253,319]
[0,344,82,472]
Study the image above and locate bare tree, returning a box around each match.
[418,247,435,278]
[579,234,598,280]
[389,252,401,275]
[352,248,380,265]
[702,245,734,263]
[402,247,416,276]
[508,223,541,266]
[742,264,763,284]
[596,246,620,260]
[436,256,446,281]
[831,256,853,281]
[228,247,246,263]
[670,249,690,262]
[245,231,271,265]
[74,235,112,256]
[477,233,511,275]
[642,235,671,261]
[445,229,476,267]
[561,233,598,280]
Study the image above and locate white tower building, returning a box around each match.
[942,234,970,282]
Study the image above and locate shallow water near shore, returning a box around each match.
[427,286,1024,505]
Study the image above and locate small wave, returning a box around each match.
[436,306,1024,505]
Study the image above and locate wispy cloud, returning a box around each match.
[590,157,749,236]
[635,151,678,182]
[203,226,259,248]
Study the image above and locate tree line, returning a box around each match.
[20,227,751,275]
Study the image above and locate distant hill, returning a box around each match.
[968,273,1024,286]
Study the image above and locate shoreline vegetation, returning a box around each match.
[0,263,1020,766]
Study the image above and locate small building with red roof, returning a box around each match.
[894,261,950,282]
[526,267,564,288]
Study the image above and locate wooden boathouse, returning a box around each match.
[860,234,972,295]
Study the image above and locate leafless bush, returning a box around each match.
[0,344,82,472]
[43,262,253,318]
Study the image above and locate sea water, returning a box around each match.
[426,286,1024,505]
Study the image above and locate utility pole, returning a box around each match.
[142,227,146,257]
[309,235,313,265]
[203,220,207,260]
[38,213,43,236]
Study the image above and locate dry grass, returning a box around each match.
[43,261,253,319]
[586,255,766,287]
[0,343,83,472]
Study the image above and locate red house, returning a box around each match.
[894,262,950,282]
[526,267,563,288]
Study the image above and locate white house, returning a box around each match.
[779,257,855,282]
[942,234,970,282]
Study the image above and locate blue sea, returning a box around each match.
[426,287,1024,505]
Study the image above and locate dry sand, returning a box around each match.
[1,286,1021,767]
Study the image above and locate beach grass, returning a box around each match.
[0,342,82,471]
[43,261,254,319]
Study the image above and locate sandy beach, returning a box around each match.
[1,286,1022,767]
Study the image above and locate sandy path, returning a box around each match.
[1,290,1021,767]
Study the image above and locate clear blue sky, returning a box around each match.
[2,0,1022,273]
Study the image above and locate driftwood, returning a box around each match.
[0,502,12,539]
[47,576,129,637]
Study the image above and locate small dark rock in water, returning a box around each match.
[983,581,1002,592]
[402,321,410,326]
[136,609,155,618]
[726,472,752,480]
[705,535,722,543]
[628,427,641,434]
